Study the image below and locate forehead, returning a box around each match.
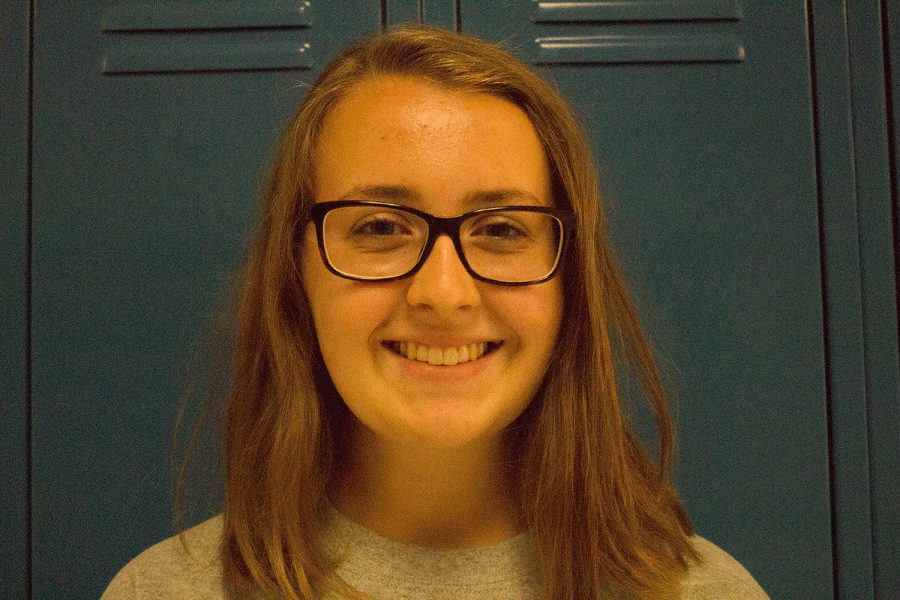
[312,75,551,208]
[322,74,533,133]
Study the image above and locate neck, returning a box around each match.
[330,423,522,548]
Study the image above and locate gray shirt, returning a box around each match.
[101,511,770,599]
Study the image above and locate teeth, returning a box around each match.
[428,347,442,365]
[395,341,490,365]
[443,347,458,365]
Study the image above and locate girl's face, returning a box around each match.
[301,75,563,450]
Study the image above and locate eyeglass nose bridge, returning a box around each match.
[404,213,480,282]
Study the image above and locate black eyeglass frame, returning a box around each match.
[307,200,577,286]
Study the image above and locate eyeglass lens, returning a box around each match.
[320,205,562,283]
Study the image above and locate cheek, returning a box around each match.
[506,283,563,345]
[301,241,396,362]
[534,288,564,370]
[301,238,346,353]
[544,281,565,330]
[486,284,563,383]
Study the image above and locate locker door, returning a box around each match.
[0,1,30,599]
[848,2,900,598]
[458,2,829,598]
[30,2,380,598]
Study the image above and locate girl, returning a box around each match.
[103,26,769,600]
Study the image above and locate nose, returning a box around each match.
[406,235,481,314]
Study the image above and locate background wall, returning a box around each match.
[1,1,897,598]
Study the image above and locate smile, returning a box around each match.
[384,341,502,366]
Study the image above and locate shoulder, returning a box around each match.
[100,515,227,600]
[679,536,770,600]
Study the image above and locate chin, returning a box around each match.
[395,411,516,451]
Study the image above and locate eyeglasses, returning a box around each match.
[307,201,576,286]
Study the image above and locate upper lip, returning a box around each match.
[381,335,501,348]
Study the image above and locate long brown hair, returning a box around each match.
[216,25,698,600]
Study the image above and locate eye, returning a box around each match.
[337,208,426,253]
[468,215,531,241]
[463,210,559,259]
[476,221,528,239]
[356,218,403,236]
[350,212,416,238]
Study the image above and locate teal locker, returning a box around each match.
[461,2,828,594]
[842,2,900,598]
[2,1,897,598]
[28,2,381,597]
[457,1,894,598]
[0,1,31,599]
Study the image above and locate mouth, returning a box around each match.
[383,340,502,366]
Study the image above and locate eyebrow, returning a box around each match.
[464,189,546,208]
[337,185,421,203]
[335,185,547,208]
